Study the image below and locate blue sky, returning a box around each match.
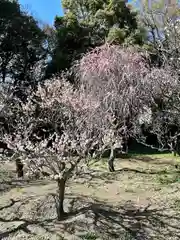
[19,0,135,25]
[19,0,64,25]
[19,0,133,25]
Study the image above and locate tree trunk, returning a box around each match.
[108,147,115,172]
[173,150,177,157]
[15,159,24,178]
[57,178,66,220]
[176,138,180,156]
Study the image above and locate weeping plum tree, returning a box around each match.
[74,41,180,161]
[74,43,150,171]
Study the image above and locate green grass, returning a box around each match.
[80,232,98,240]
[88,152,180,169]
[133,153,180,160]
[173,199,180,210]
[157,173,180,185]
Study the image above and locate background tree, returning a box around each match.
[135,16,180,155]
[137,0,180,67]
[46,0,147,78]
[0,0,48,99]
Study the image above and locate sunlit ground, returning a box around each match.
[0,153,180,239]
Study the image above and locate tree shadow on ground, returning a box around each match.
[114,167,180,175]
[51,196,180,240]
[76,167,180,184]
[131,156,177,166]
[0,195,180,240]
[0,178,52,193]
[0,216,57,239]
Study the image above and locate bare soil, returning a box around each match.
[0,155,180,240]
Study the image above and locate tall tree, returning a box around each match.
[46,0,147,78]
[0,0,47,98]
[138,0,180,67]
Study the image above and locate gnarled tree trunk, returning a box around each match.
[172,137,180,156]
[15,159,24,178]
[108,147,115,172]
[57,178,66,220]
[176,137,180,156]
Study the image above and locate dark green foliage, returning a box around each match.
[0,0,47,92]
[46,0,147,78]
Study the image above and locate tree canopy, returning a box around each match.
[0,0,47,97]
[45,0,147,77]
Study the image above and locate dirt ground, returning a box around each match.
[1,155,180,240]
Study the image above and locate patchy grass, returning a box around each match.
[1,154,180,239]
[134,152,180,161]
[173,198,180,210]
[157,173,180,185]
[80,232,98,240]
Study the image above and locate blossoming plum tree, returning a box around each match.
[75,44,150,170]
[2,77,103,220]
